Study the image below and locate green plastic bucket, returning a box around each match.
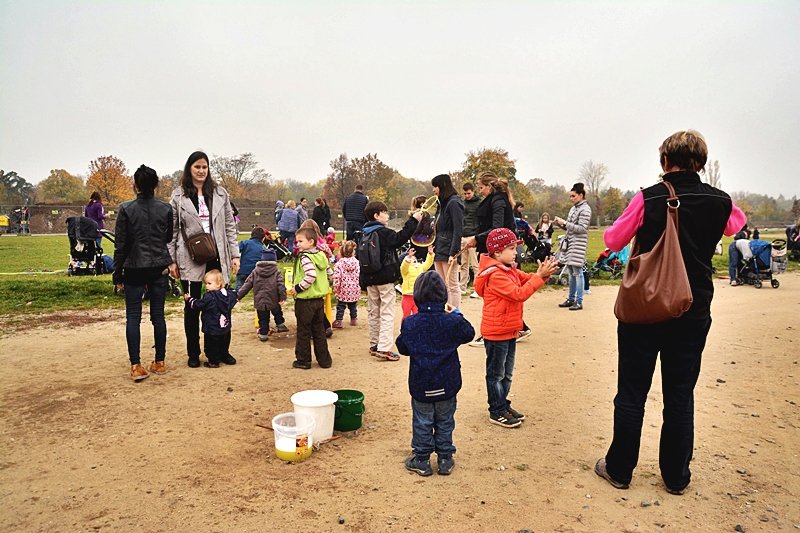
[333,389,365,431]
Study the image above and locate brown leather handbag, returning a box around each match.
[614,181,692,324]
[179,197,217,264]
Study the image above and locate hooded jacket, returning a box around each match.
[333,255,361,302]
[474,254,546,340]
[396,301,475,403]
[187,288,238,335]
[358,217,417,288]
[237,259,286,310]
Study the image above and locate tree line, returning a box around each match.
[2,150,799,225]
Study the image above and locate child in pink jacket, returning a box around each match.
[332,240,360,327]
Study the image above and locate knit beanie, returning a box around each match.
[261,248,277,262]
[413,270,447,307]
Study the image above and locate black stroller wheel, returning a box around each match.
[771,279,779,289]
[754,280,762,289]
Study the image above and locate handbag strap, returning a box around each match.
[177,192,191,245]
[663,180,680,230]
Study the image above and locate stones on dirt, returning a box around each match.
[717,378,727,383]
[337,515,345,524]
[734,525,745,532]
[641,500,652,507]
[227,386,234,392]
[736,468,748,475]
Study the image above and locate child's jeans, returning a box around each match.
[411,397,457,458]
[205,331,231,364]
[335,300,358,321]
[401,294,417,318]
[257,306,286,332]
[484,339,517,417]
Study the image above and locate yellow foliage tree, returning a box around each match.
[86,156,133,206]
[36,169,87,204]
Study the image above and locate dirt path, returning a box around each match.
[1,275,798,532]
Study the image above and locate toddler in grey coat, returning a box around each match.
[237,248,289,340]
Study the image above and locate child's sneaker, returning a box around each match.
[148,360,167,374]
[369,345,378,355]
[372,350,400,362]
[326,327,334,338]
[516,328,532,342]
[468,336,484,347]
[507,406,526,421]
[489,412,522,428]
[275,323,289,333]
[350,318,358,326]
[292,360,312,370]
[258,332,269,342]
[203,361,220,368]
[405,455,433,476]
[332,319,343,329]
[130,364,149,381]
[437,454,455,475]
[221,354,237,365]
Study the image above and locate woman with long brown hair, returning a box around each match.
[168,151,240,368]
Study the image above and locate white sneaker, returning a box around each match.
[470,291,480,299]
[468,336,484,347]
[516,329,532,342]
[584,289,592,295]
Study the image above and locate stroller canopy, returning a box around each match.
[66,216,99,241]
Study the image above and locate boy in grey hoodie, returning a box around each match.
[237,248,288,340]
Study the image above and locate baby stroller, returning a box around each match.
[259,227,292,261]
[736,239,784,289]
[786,224,800,262]
[590,245,630,280]
[516,219,553,264]
[66,216,114,276]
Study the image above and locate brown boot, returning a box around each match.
[350,318,358,326]
[131,364,149,381]
[332,319,343,329]
[148,360,167,374]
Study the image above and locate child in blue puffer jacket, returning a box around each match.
[396,270,475,477]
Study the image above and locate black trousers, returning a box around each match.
[294,298,332,366]
[605,316,712,490]
[204,332,231,364]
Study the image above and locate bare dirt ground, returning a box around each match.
[1,274,798,532]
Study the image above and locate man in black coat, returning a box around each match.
[343,184,369,240]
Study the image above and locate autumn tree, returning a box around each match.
[600,186,626,222]
[0,170,35,204]
[704,160,721,188]
[210,153,270,198]
[322,153,356,209]
[460,147,532,207]
[36,169,86,204]
[87,156,132,206]
[579,160,609,224]
[155,170,182,201]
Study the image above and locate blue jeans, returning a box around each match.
[124,275,168,365]
[728,242,741,280]
[335,300,358,321]
[279,230,294,253]
[484,339,517,416]
[567,264,585,303]
[411,397,457,457]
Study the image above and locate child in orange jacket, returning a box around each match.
[474,228,558,428]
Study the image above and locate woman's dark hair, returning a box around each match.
[431,174,457,200]
[134,165,159,198]
[181,151,216,197]
[413,270,447,307]
[514,202,524,211]
[89,191,101,203]
[571,182,586,198]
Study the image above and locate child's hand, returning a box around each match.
[427,245,434,255]
[407,248,416,257]
[287,288,296,297]
[183,293,190,301]
[279,300,285,305]
[536,256,559,278]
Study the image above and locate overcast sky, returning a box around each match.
[1,1,798,197]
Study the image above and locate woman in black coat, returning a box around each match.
[113,165,175,381]
[311,198,328,232]
[431,174,464,309]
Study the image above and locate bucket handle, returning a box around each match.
[335,402,365,419]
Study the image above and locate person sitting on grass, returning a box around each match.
[474,228,558,428]
[185,269,238,368]
[396,271,475,477]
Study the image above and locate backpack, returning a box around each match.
[358,227,384,274]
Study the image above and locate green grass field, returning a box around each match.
[0,229,794,316]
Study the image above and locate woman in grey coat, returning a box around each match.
[168,151,241,367]
[554,182,592,310]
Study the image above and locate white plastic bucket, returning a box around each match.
[291,390,338,442]
[272,412,315,462]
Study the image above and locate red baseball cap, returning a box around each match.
[486,228,521,255]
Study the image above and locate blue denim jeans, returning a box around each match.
[411,397,457,457]
[484,339,517,416]
[124,275,168,365]
[279,230,295,253]
[728,242,741,280]
[567,264,585,303]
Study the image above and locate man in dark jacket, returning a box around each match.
[343,184,369,240]
[459,182,482,294]
[358,201,421,361]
